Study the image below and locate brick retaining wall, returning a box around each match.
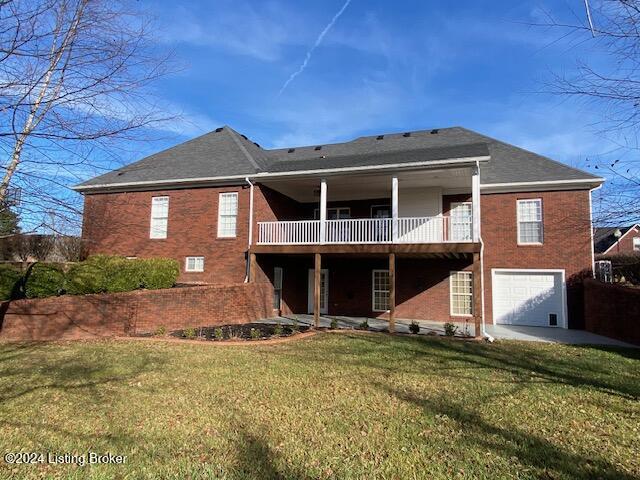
[0,283,272,341]
[584,278,640,346]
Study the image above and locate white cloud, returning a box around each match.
[157,2,301,61]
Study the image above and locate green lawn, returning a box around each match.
[0,333,638,479]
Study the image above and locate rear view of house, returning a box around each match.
[74,126,603,333]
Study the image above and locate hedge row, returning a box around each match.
[0,256,180,301]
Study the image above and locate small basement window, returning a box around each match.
[185,256,204,272]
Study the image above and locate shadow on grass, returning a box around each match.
[0,342,166,404]
[297,333,640,400]
[379,383,636,480]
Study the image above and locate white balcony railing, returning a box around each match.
[257,216,473,245]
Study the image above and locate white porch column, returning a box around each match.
[391,176,398,242]
[471,164,481,242]
[320,178,327,244]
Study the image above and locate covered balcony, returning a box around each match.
[252,165,481,252]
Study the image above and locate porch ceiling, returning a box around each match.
[259,167,472,202]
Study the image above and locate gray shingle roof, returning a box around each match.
[77,126,268,188]
[74,125,602,190]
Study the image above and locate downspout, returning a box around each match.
[476,159,493,342]
[244,177,254,283]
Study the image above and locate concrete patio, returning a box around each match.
[259,314,637,348]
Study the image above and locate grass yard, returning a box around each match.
[0,333,638,479]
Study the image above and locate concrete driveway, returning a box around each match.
[262,315,637,347]
[485,324,636,347]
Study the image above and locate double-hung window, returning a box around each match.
[150,196,169,239]
[517,199,543,244]
[185,256,204,272]
[633,237,640,252]
[450,271,473,316]
[372,270,390,312]
[218,192,238,238]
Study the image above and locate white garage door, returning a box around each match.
[493,270,566,328]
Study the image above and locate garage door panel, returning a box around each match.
[493,271,565,328]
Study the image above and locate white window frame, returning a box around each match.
[149,196,169,239]
[372,269,390,312]
[634,237,640,252]
[450,201,473,242]
[517,198,543,245]
[217,192,238,238]
[185,256,204,272]
[449,271,473,317]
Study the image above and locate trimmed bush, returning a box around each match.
[24,263,65,299]
[0,264,22,301]
[138,258,179,289]
[65,262,107,295]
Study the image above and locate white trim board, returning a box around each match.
[602,223,640,254]
[491,268,568,329]
[73,156,490,192]
[481,178,604,194]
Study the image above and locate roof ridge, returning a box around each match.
[223,126,263,172]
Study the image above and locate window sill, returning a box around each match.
[517,242,543,247]
[450,313,474,318]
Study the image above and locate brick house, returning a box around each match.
[594,224,640,254]
[74,126,603,334]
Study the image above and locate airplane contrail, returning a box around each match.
[278,0,352,96]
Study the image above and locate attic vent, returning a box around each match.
[314,146,322,151]
[430,129,439,134]
[403,132,411,137]
[288,148,295,153]
[215,127,223,132]
[376,135,384,140]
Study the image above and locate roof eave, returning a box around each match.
[73,155,490,193]
[480,178,605,193]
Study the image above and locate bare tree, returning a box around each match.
[0,0,175,233]
[536,1,640,225]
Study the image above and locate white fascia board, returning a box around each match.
[72,155,490,192]
[480,178,605,193]
[602,223,640,254]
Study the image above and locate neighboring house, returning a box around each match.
[594,224,640,254]
[74,126,603,331]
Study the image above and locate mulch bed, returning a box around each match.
[137,322,310,342]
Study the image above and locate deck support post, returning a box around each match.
[249,253,257,283]
[389,252,396,333]
[473,252,482,338]
[314,253,321,328]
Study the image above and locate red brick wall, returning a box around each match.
[607,225,640,254]
[0,283,272,341]
[481,190,593,327]
[83,185,253,284]
[583,278,640,345]
[255,255,474,322]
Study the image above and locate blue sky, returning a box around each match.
[133,0,611,171]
